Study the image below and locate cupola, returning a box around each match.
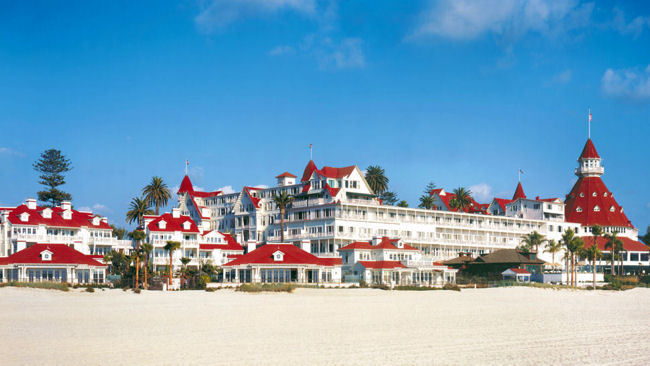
[575,139,604,177]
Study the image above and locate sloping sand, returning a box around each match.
[1,286,649,365]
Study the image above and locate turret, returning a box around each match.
[575,139,604,177]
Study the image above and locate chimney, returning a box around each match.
[172,208,181,218]
[61,201,72,211]
[247,240,257,253]
[371,237,382,246]
[26,198,37,210]
[301,239,310,252]
[101,217,108,224]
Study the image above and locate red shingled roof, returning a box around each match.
[301,160,318,182]
[177,175,221,198]
[512,182,526,200]
[223,244,340,267]
[580,236,648,252]
[147,213,200,233]
[243,187,261,208]
[0,244,106,266]
[580,138,600,159]
[358,260,406,269]
[276,172,297,178]
[323,182,341,198]
[507,268,530,274]
[564,177,632,227]
[430,189,486,214]
[318,166,356,179]
[6,204,112,230]
[492,198,513,212]
[199,232,244,251]
[338,237,418,251]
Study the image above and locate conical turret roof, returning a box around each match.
[579,139,600,159]
[512,182,526,200]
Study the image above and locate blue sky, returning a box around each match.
[1,0,649,231]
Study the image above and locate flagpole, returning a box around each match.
[588,108,591,139]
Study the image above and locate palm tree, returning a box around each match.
[582,244,602,289]
[520,231,545,253]
[604,231,622,277]
[180,257,191,288]
[397,200,409,208]
[544,239,562,269]
[450,187,473,212]
[141,242,153,290]
[567,236,585,288]
[365,165,389,196]
[272,191,294,243]
[142,176,172,215]
[616,239,624,278]
[126,197,154,228]
[418,195,436,210]
[164,240,181,287]
[561,228,576,286]
[131,230,146,289]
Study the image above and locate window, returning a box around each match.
[576,207,582,212]
[592,192,597,197]
[594,206,600,212]
[610,206,615,212]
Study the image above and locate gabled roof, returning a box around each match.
[579,138,600,159]
[323,182,341,198]
[199,232,245,251]
[512,182,526,200]
[318,166,356,179]
[492,198,513,212]
[177,175,221,198]
[430,189,486,214]
[223,244,340,267]
[5,204,112,230]
[147,213,199,233]
[338,237,418,251]
[564,176,632,227]
[580,236,648,252]
[358,260,406,269]
[243,187,261,208]
[276,172,297,178]
[301,160,318,182]
[0,244,106,266]
[474,249,545,265]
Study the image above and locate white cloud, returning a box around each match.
[189,166,205,181]
[601,65,650,100]
[253,184,270,189]
[269,45,294,56]
[469,183,493,202]
[309,37,365,69]
[612,7,650,37]
[0,147,25,157]
[78,206,92,212]
[217,185,236,194]
[195,0,316,32]
[92,203,110,212]
[552,69,572,84]
[409,0,593,42]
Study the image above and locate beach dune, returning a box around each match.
[1,287,649,365]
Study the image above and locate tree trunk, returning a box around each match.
[168,251,173,286]
[280,207,285,243]
[592,258,596,289]
[134,240,140,289]
[144,256,148,290]
[571,253,575,288]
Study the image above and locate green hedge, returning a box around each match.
[237,283,295,293]
[3,281,69,292]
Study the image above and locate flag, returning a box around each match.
[309,143,312,149]
[186,160,189,166]
[519,169,524,174]
[589,110,592,123]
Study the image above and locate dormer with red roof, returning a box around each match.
[276,172,297,187]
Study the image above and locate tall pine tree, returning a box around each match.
[33,149,72,207]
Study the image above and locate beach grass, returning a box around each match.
[1,281,69,292]
[237,283,295,293]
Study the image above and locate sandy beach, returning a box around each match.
[1,286,649,365]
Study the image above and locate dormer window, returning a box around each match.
[92,217,100,226]
[272,250,285,262]
[594,205,600,212]
[610,206,615,212]
[183,221,191,230]
[40,250,53,261]
[576,206,582,212]
[592,192,597,197]
[20,212,29,222]
[42,208,52,219]
[579,193,584,197]
[603,192,608,197]
[158,220,167,230]
[62,210,72,220]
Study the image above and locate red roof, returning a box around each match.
[6,204,112,230]
[243,187,261,208]
[430,189,486,214]
[177,175,221,198]
[276,172,297,178]
[338,237,418,251]
[301,160,318,182]
[564,176,633,227]
[579,138,600,159]
[147,213,200,233]
[492,198,513,212]
[0,244,106,266]
[512,182,526,200]
[580,236,648,252]
[507,268,530,274]
[223,244,340,267]
[301,183,311,193]
[323,182,341,198]
[358,260,406,269]
[199,232,244,251]
[318,166,356,179]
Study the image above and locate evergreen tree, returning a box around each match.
[380,191,398,205]
[641,226,650,246]
[33,149,72,207]
[397,200,409,208]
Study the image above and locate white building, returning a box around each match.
[0,199,132,258]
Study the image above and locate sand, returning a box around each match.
[1,286,649,365]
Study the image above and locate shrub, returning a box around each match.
[5,281,69,292]
[133,288,141,294]
[370,284,390,290]
[237,283,295,293]
[85,286,95,293]
[358,280,368,288]
[394,285,438,291]
[205,287,218,292]
[442,283,461,291]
